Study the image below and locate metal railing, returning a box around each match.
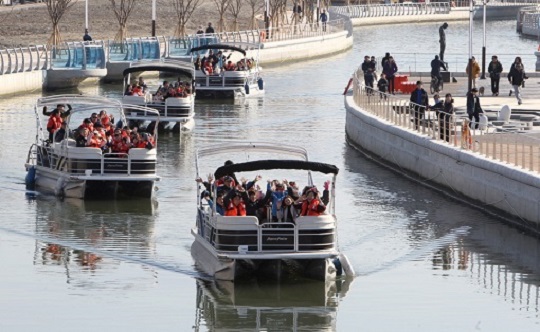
[373,52,536,75]
[517,5,540,36]
[107,36,168,62]
[330,3,450,18]
[263,19,345,42]
[0,45,49,75]
[352,67,540,173]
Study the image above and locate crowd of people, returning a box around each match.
[194,50,255,75]
[196,162,330,224]
[124,76,193,101]
[44,104,155,154]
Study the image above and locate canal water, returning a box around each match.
[1,20,540,331]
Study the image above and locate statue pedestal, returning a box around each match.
[535,52,540,72]
[441,71,451,83]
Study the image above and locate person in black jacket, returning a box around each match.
[205,22,215,34]
[433,93,454,142]
[487,55,503,96]
[241,187,272,223]
[409,81,429,130]
[466,88,483,129]
[43,104,72,120]
[508,56,526,105]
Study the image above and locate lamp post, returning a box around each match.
[264,0,269,36]
[152,0,156,37]
[85,0,88,30]
[468,0,474,92]
[481,0,487,79]
[317,0,320,23]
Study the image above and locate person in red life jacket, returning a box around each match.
[141,133,154,149]
[78,118,94,132]
[87,131,106,149]
[224,188,247,217]
[46,109,63,142]
[131,134,146,149]
[132,84,144,96]
[224,60,236,71]
[204,59,214,75]
[101,116,114,136]
[110,129,130,155]
[99,110,114,125]
[296,187,326,217]
[93,122,107,139]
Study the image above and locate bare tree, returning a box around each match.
[211,0,231,32]
[109,0,138,43]
[228,0,244,32]
[246,0,265,30]
[45,0,76,51]
[173,0,202,37]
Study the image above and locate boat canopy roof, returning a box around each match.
[122,60,195,78]
[190,44,248,56]
[214,160,339,179]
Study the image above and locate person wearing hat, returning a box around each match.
[410,81,429,130]
[466,88,483,129]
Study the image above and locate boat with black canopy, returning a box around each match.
[25,95,160,199]
[192,142,354,281]
[190,42,264,99]
[122,59,195,131]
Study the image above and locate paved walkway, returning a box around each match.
[393,74,540,113]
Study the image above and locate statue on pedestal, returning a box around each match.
[439,22,449,62]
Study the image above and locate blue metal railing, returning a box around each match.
[0,45,48,75]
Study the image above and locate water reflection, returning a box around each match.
[31,196,158,287]
[194,278,351,331]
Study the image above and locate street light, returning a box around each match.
[468,0,474,92]
[85,0,88,30]
[481,0,488,79]
[264,0,269,36]
[152,0,156,37]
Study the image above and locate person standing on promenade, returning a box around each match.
[196,25,204,34]
[361,55,372,89]
[466,88,483,129]
[320,9,328,32]
[487,55,503,96]
[439,22,448,62]
[432,93,454,142]
[410,81,429,130]
[83,29,92,42]
[383,56,398,94]
[466,56,480,88]
[381,52,391,69]
[205,22,215,34]
[377,73,388,99]
[508,56,527,105]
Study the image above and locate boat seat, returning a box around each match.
[65,147,103,159]
[128,148,156,159]
[122,95,148,105]
[296,214,336,229]
[216,216,259,230]
[165,97,191,107]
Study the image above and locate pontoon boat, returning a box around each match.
[192,142,354,281]
[190,43,264,99]
[25,95,160,199]
[122,59,195,131]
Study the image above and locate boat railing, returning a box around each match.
[351,68,540,173]
[32,143,157,176]
[198,210,336,253]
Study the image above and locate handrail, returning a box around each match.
[351,67,540,173]
[330,3,450,18]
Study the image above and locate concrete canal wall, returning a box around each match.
[344,94,540,234]
[0,70,44,95]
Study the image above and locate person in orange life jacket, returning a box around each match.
[93,122,107,138]
[110,129,130,154]
[99,110,114,125]
[136,133,154,150]
[224,188,247,217]
[43,103,72,120]
[46,109,63,142]
[101,116,114,136]
[54,122,68,143]
[296,187,326,217]
[88,131,106,149]
[224,60,236,71]
[79,118,94,132]
[132,84,144,96]
[204,60,214,75]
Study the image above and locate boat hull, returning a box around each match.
[191,231,339,281]
[32,166,155,199]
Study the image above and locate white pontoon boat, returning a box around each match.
[25,95,160,199]
[191,142,354,281]
[122,59,195,131]
[190,43,264,99]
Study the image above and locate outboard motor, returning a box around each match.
[257,77,264,90]
[244,82,250,95]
